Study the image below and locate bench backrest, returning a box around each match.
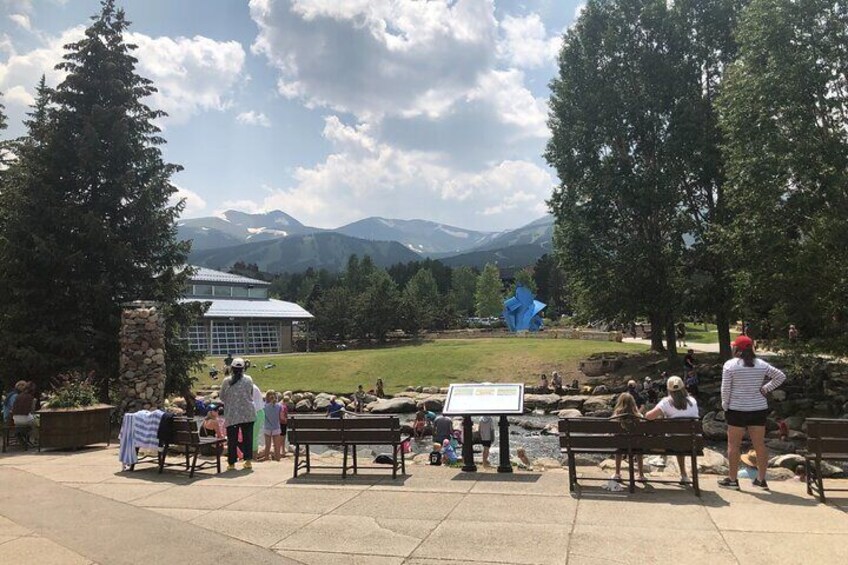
[289,415,401,445]
[806,418,848,456]
[559,416,703,452]
[172,417,200,446]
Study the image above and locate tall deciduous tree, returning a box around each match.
[400,268,439,334]
[0,1,201,393]
[475,263,504,317]
[718,0,848,354]
[547,0,688,361]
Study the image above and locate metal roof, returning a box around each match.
[179,297,313,320]
[187,267,270,286]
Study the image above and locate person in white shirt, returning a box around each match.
[478,416,495,467]
[718,335,786,491]
[645,376,699,485]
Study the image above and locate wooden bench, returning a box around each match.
[288,415,411,479]
[130,417,224,478]
[804,418,848,503]
[1,418,37,453]
[559,416,704,496]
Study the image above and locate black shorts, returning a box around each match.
[480,440,492,448]
[725,409,769,428]
[280,423,287,435]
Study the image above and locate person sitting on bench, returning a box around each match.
[644,376,699,485]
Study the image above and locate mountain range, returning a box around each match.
[181,210,553,274]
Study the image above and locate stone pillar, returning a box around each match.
[119,301,167,414]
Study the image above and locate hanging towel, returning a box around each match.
[134,409,164,450]
[119,413,137,468]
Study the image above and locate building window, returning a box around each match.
[187,323,208,352]
[231,285,249,298]
[213,285,232,297]
[211,321,245,355]
[248,287,268,299]
[193,284,214,297]
[247,322,279,354]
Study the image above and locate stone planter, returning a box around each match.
[36,404,114,450]
[579,356,623,377]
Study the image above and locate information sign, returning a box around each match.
[443,383,524,416]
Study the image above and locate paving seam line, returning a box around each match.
[269,480,374,548]
[563,490,580,565]
[702,495,742,565]
[0,508,98,563]
[403,482,473,561]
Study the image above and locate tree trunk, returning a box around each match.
[182,388,196,417]
[665,319,678,365]
[715,309,732,361]
[649,312,665,352]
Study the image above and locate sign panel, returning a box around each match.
[443,383,525,415]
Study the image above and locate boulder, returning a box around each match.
[533,457,563,469]
[582,395,615,413]
[559,395,589,410]
[513,419,546,431]
[418,395,445,412]
[765,439,796,453]
[542,422,560,435]
[574,453,605,465]
[368,397,418,414]
[557,409,582,419]
[592,385,610,395]
[784,416,805,431]
[702,411,728,440]
[313,396,332,411]
[524,394,561,411]
[769,453,805,471]
[422,386,440,394]
[295,399,313,413]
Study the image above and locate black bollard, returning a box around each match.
[461,415,477,472]
[497,414,512,473]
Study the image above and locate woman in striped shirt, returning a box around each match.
[718,335,786,490]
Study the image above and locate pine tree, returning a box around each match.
[0,1,203,393]
[400,268,440,333]
[450,266,478,316]
[475,263,504,317]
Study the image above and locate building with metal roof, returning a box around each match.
[182,267,313,355]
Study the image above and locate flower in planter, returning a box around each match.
[47,371,99,409]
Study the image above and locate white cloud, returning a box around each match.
[249,0,498,120]
[498,13,559,68]
[225,115,555,230]
[8,13,31,31]
[0,27,246,126]
[468,69,549,139]
[236,110,271,127]
[172,186,207,216]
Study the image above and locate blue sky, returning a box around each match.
[1,0,582,231]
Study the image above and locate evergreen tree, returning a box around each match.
[450,266,478,316]
[0,1,202,393]
[532,254,569,317]
[355,270,400,341]
[475,263,504,317]
[400,268,439,334]
[312,287,355,341]
[510,267,537,295]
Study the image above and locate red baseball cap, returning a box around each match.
[732,335,753,351]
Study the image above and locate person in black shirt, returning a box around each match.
[626,380,645,412]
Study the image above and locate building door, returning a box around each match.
[210,321,246,356]
[247,321,281,354]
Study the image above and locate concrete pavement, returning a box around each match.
[0,445,846,564]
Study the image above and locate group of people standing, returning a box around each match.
[609,334,786,490]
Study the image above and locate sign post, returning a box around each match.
[443,383,525,474]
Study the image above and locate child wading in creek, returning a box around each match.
[258,390,283,461]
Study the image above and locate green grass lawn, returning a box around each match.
[683,323,740,344]
[195,338,647,395]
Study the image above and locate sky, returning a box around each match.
[0,0,583,232]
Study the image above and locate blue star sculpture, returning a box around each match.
[503,284,546,332]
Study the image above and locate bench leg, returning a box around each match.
[352,447,358,474]
[189,447,199,479]
[306,445,311,472]
[627,452,635,493]
[805,459,813,496]
[293,444,300,478]
[567,452,577,492]
[342,444,348,479]
[392,444,398,480]
[401,445,406,475]
[816,457,826,503]
[185,447,191,472]
[216,442,222,474]
[691,453,700,497]
[159,445,168,474]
